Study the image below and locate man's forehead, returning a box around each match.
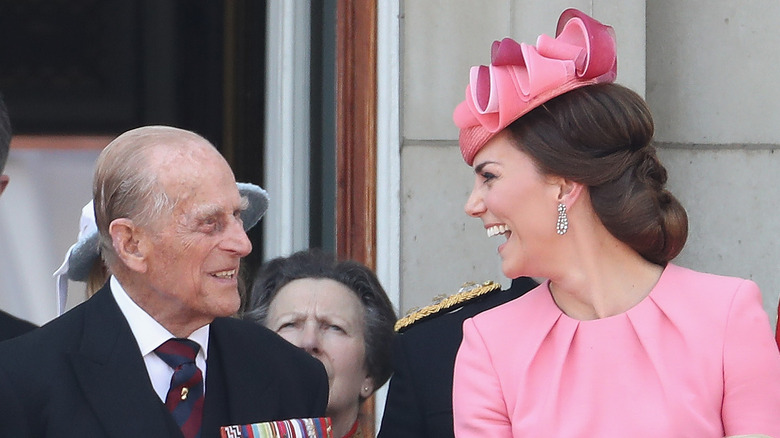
[155,149,238,194]
[154,148,221,178]
[147,142,243,216]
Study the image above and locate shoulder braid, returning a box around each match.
[394,281,501,333]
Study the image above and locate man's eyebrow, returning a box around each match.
[192,204,223,221]
[190,197,247,224]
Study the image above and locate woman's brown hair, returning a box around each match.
[507,83,688,264]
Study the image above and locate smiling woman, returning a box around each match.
[242,249,397,438]
[450,8,780,437]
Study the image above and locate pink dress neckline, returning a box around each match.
[453,263,780,437]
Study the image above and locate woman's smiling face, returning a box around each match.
[464,130,562,279]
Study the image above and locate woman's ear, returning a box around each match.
[109,218,148,273]
[558,179,585,207]
[360,376,375,399]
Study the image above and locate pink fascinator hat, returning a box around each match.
[453,8,617,165]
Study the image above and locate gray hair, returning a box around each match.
[243,249,397,391]
[92,126,211,267]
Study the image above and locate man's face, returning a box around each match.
[139,145,252,329]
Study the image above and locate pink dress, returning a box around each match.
[453,264,780,437]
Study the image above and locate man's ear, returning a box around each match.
[0,174,9,196]
[109,218,148,273]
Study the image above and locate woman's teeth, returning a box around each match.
[486,224,510,238]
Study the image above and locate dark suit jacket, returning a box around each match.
[378,277,538,438]
[0,284,329,438]
[0,309,37,342]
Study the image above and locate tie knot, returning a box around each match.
[155,338,200,369]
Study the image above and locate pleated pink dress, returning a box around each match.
[453,264,780,437]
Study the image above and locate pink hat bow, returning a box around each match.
[453,8,617,165]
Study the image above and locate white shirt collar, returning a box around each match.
[109,275,210,360]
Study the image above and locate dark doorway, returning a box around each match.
[0,0,268,269]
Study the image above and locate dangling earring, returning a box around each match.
[556,203,568,235]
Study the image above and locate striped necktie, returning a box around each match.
[155,338,204,438]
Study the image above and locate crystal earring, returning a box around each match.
[556,203,568,235]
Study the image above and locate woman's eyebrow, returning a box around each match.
[474,161,493,174]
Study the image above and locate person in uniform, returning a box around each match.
[378,276,537,437]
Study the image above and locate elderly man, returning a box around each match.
[0,126,328,437]
[0,93,38,341]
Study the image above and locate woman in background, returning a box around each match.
[243,249,396,438]
[451,8,780,437]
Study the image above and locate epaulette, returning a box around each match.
[394,281,501,332]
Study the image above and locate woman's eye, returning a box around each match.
[327,324,345,333]
[277,322,296,330]
[481,172,497,182]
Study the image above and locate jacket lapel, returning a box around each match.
[202,318,275,433]
[68,286,174,438]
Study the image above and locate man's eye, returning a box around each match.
[200,217,223,232]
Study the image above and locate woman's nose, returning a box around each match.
[299,323,321,354]
[464,182,486,217]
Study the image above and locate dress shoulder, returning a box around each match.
[395,281,501,333]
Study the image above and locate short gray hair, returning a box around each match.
[92,126,211,267]
[243,249,397,390]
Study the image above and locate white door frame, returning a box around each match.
[263,0,311,259]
